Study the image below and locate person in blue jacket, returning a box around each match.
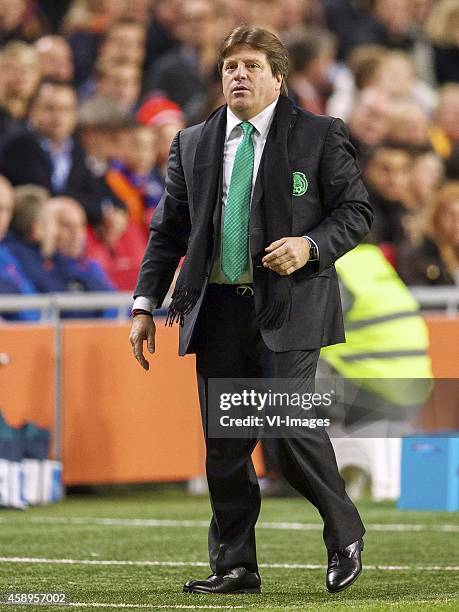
[47,196,118,318]
[5,185,116,318]
[0,176,40,321]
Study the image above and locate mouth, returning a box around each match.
[232,85,250,93]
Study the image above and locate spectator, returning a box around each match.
[78,96,147,290]
[64,0,126,33]
[218,0,251,33]
[85,206,147,291]
[0,79,125,227]
[324,0,399,60]
[287,27,336,115]
[347,87,392,161]
[64,0,127,87]
[403,146,445,242]
[363,141,412,262]
[78,94,133,173]
[430,83,459,158]
[407,146,444,215]
[94,57,142,113]
[0,41,41,120]
[246,0,284,33]
[371,50,437,115]
[34,35,75,83]
[371,0,415,51]
[136,94,185,180]
[386,100,431,147]
[106,125,162,230]
[0,175,38,319]
[47,196,116,299]
[5,185,115,317]
[426,0,459,85]
[98,18,146,68]
[278,0,318,34]
[397,181,459,285]
[144,0,219,124]
[326,44,387,120]
[82,120,148,290]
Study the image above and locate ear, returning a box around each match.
[274,74,282,92]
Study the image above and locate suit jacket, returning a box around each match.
[0,126,125,226]
[135,100,373,355]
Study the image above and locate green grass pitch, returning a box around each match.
[0,487,458,611]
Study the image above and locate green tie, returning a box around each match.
[221,121,255,282]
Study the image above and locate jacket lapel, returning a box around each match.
[192,104,227,229]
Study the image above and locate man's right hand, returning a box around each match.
[129,315,156,371]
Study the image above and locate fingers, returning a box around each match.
[147,326,156,354]
[264,237,287,253]
[262,237,309,276]
[262,246,288,264]
[130,335,150,371]
[130,325,153,371]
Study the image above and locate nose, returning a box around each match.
[234,62,247,80]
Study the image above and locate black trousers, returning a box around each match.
[194,284,365,574]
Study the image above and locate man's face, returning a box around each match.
[365,148,411,203]
[50,199,86,259]
[29,84,78,144]
[221,45,282,120]
[97,66,140,112]
[126,127,158,176]
[36,36,74,82]
[349,89,390,146]
[178,0,215,48]
[101,24,146,65]
[33,203,58,257]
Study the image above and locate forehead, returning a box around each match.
[223,45,268,64]
[36,85,76,104]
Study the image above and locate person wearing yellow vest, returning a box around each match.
[319,243,432,430]
[261,243,432,497]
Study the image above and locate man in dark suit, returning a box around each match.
[130,26,373,595]
[0,79,126,227]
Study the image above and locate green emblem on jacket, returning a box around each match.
[292,171,308,196]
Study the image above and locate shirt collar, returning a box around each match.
[39,137,73,156]
[226,98,279,141]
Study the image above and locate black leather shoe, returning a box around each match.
[183,566,261,594]
[326,538,364,593]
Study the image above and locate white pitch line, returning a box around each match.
[21,602,459,611]
[66,605,249,610]
[0,557,458,572]
[15,517,459,533]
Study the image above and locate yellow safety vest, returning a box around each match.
[320,245,432,406]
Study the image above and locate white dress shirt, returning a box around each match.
[208,98,278,284]
[133,98,319,314]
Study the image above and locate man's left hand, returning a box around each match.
[262,237,309,276]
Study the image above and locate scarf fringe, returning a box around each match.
[257,299,292,330]
[165,288,201,327]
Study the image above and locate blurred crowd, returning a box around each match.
[0,0,458,320]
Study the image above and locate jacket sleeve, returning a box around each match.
[133,131,191,306]
[306,118,373,273]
